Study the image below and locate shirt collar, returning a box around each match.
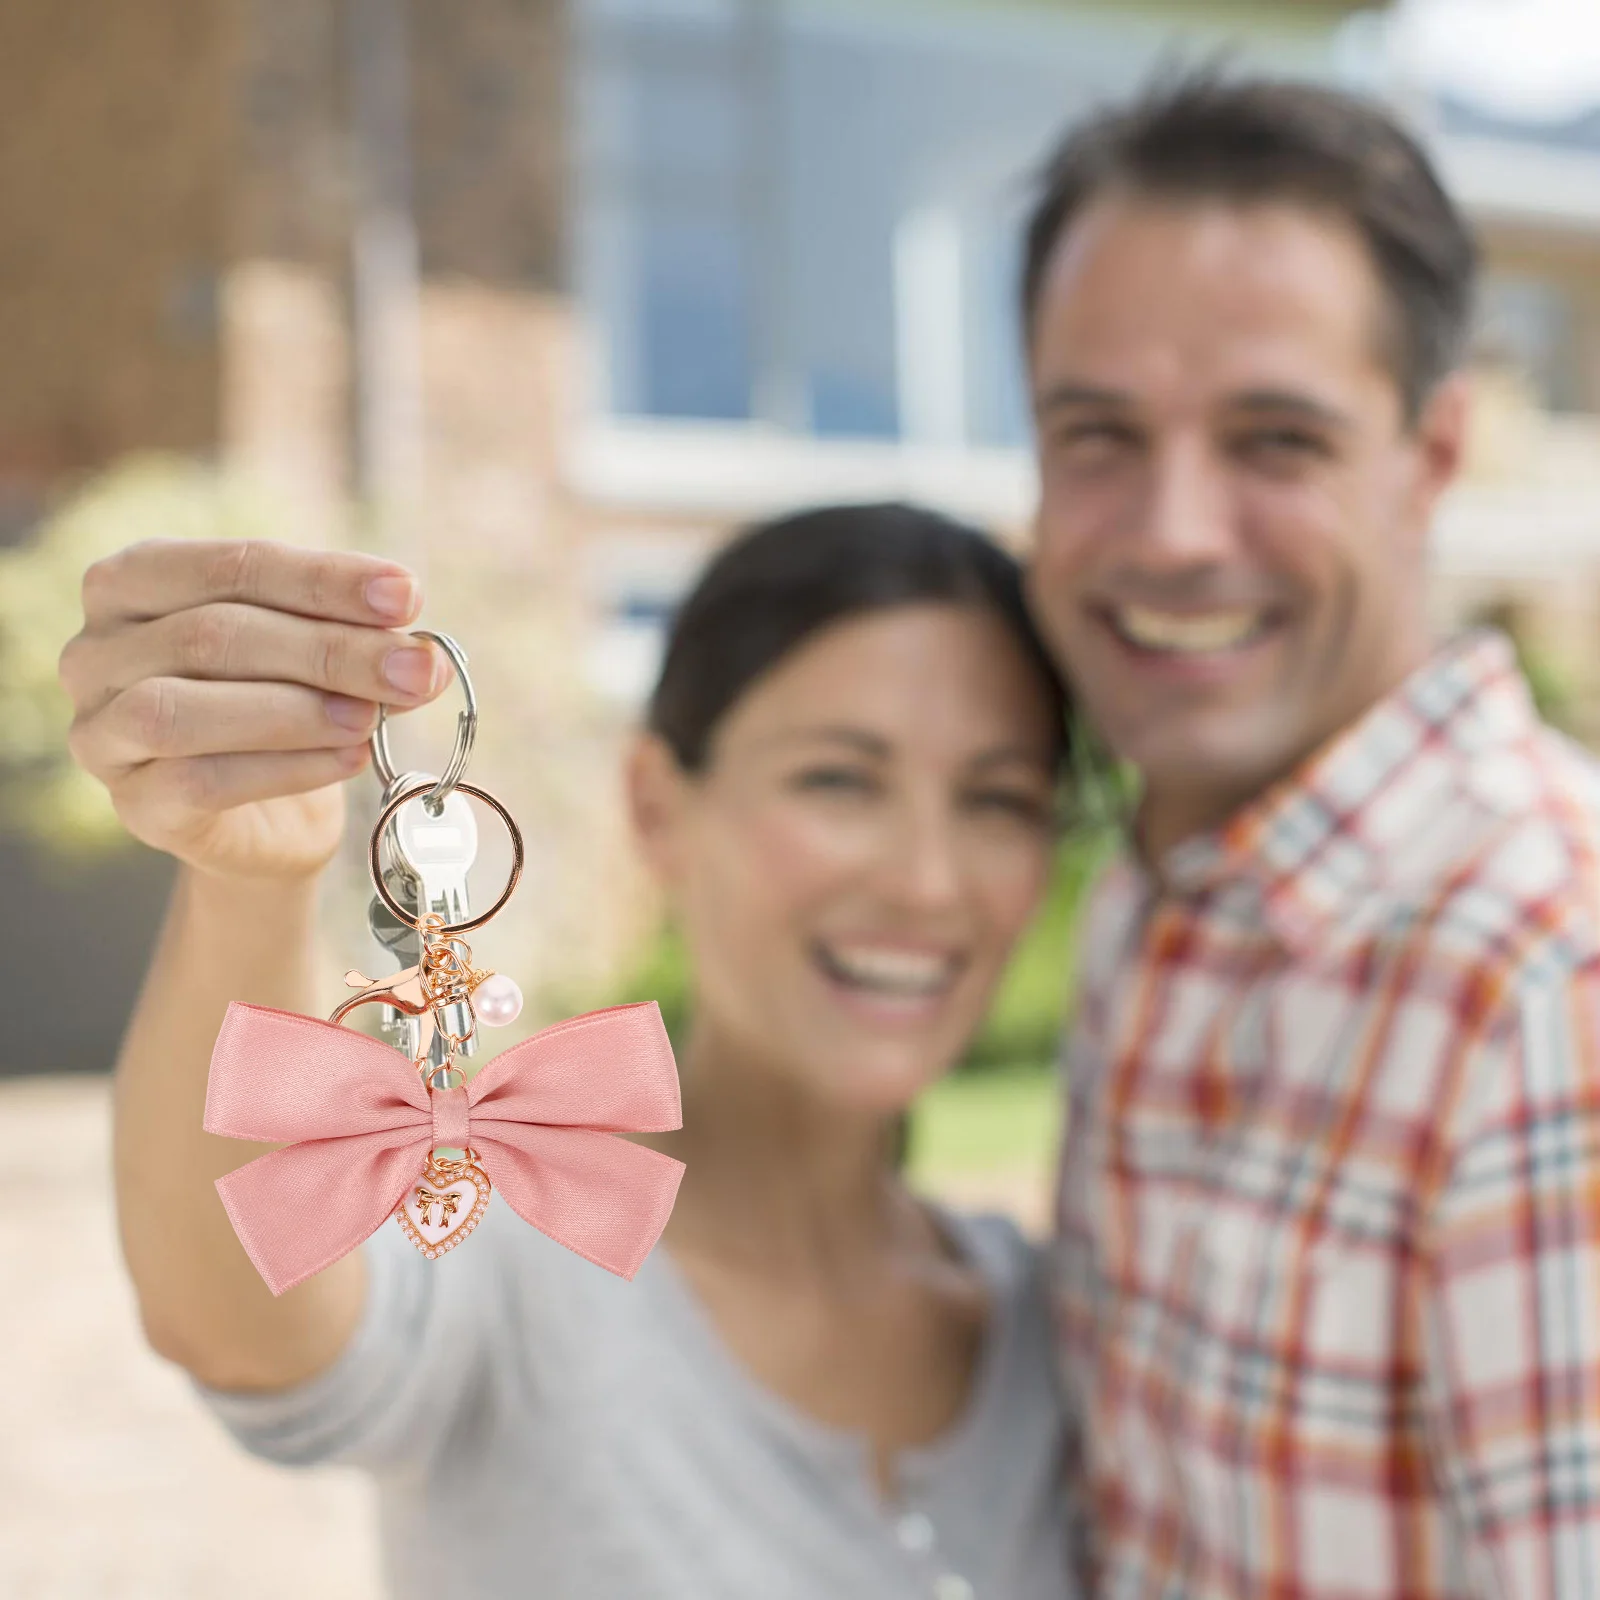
[1155,630,1536,951]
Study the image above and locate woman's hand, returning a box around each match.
[60,538,449,881]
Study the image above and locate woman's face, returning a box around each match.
[630,604,1060,1111]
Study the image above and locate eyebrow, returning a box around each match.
[968,745,1058,772]
[766,726,892,758]
[1227,389,1355,432]
[765,726,1054,770]
[1033,381,1132,416]
[1033,380,1354,433]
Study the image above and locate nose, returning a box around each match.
[1127,433,1240,573]
[876,793,964,917]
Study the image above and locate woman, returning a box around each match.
[66,503,1080,1599]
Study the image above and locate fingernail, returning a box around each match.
[383,645,435,697]
[366,573,418,622]
[325,694,376,731]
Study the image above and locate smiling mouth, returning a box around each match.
[812,941,963,1001]
[1103,603,1276,655]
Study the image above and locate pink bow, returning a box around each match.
[205,1000,685,1296]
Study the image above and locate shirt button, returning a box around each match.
[896,1510,936,1554]
[933,1576,974,1600]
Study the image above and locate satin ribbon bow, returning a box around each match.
[205,1000,685,1296]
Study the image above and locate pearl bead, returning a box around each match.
[473,972,523,1027]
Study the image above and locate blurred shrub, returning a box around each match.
[1469,598,1581,734]
[607,912,694,1044]
[0,456,293,854]
[606,823,1117,1071]
[964,825,1114,1068]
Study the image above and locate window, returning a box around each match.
[582,534,705,705]
[1477,275,1584,413]
[575,0,1362,446]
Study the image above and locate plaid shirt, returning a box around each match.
[1054,632,1600,1599]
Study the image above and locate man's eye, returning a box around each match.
[1055,420,1138,452]
[1238,427,1330,461]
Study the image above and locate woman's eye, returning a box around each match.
[964,787,1054,825]
[792,766,878,796]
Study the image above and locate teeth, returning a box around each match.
[1112,605,1265,654]
[822,945,955,997]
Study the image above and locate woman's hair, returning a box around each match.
[646,501,1071,772]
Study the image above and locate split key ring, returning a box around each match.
[370,630,477,815]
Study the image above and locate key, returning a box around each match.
[366,780,425,1056]
[394,781,480,930]
[384,772,482,1064]
[370,770,428,963]
[369,863,423,956]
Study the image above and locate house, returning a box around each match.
[5,0,1596,1059]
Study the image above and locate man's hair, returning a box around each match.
[1021,72,1480,420]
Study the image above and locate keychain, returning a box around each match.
[364,629,483,1071]
[203,630,685,1297]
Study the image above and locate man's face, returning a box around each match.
[1026,195,1468,848]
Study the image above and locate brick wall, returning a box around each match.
[411,0,568,292]
[0,0,236,493]
[233,0,349,270]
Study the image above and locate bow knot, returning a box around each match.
[431,1085,471,1152]
[205,1000,684,1296]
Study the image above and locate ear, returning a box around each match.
[625,731,692,886]
[1409,368,1473,521]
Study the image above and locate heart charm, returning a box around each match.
[395,1157,491,1260]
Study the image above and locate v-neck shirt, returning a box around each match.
[204,1198,1075,1599]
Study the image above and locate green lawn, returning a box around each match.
[905,1063,1062,1180]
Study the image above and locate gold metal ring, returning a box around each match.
[368,780,524,935]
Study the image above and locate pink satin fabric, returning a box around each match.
[205,1000,685,1296]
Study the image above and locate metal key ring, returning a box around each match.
[369,781,524,935]
[370,631,477,815]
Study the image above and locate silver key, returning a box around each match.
[368,871,425,1055]
[368,775,427,1056]
[368,864,422,957]
[394,782,479,930]
[381,771,481,1064]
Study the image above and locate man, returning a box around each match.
[57,65,1596,1600]
[1023,76,1600,1597]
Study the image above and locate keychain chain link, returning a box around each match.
[411,914,494,1086]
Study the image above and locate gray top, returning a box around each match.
[203,1200,1075,1600]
